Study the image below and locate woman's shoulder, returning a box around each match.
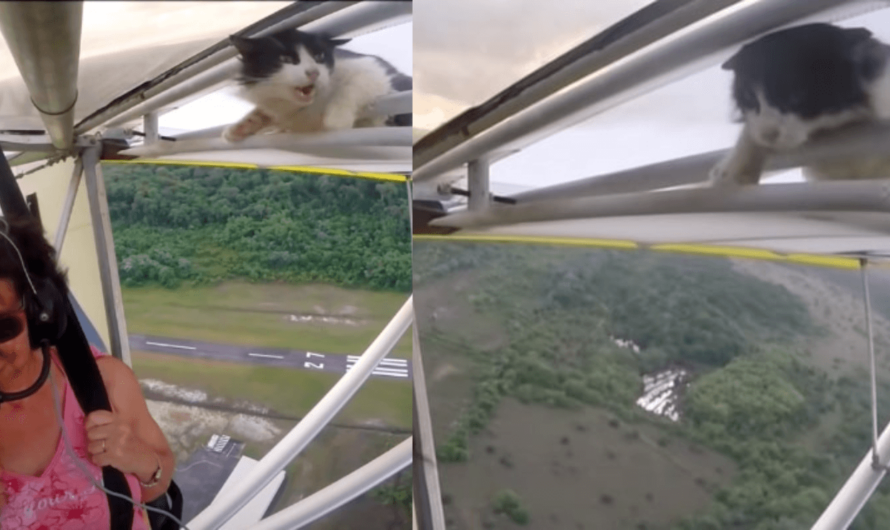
[89,343,106,360]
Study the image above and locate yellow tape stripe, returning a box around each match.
[650,244,784,262]
[414,234,861,269]
[413,234,639,250]
[102,159,406,182]
[266,165,407,182]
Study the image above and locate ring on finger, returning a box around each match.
[101,439,106,453]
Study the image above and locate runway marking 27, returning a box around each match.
[304,351,325,370]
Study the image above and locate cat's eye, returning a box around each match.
[313,52,325,62]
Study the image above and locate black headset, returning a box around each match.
[0,218,66,405]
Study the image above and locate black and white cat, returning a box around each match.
[710,23,890,186]
[222,28,411,143]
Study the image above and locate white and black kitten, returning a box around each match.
[222,29,411,143]
[710,23,890,186]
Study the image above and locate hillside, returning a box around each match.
[414,241,890,530]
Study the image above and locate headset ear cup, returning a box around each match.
[25,279,65,348]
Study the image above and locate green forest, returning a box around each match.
[102,163,412,292]
[415,241,890,530]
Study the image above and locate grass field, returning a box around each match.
[121,281,412,358]
[133,351,412,430]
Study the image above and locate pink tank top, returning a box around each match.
[0,346,149,529]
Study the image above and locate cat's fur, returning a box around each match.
[222,29,412,143]
[710,23,890,186]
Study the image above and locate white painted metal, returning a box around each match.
[811,419,890,529]
[120,127,412,158]
[0,2,83,150]
[250,437,412,530]
[81,145,131,366]
[432,181,890,230]
[412,322,447,530]
[186,296,414,530]
[467,158,490,212]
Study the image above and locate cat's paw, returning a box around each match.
[708,154,760,187]
[322,108,358,131]
[221,125,247,144]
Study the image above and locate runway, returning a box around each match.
[129,334,412,380]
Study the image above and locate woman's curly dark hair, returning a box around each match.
[0,214,68,302]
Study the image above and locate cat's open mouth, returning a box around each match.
[294,84,315,102]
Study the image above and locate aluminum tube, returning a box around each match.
[186,297,414,530]
[430,181,890,230]
[0,2,83,150]
[250,437,412,530]
[412,0,875,182]
[89,1,410,133]
[82,145,131,365]
[119,127,412,158]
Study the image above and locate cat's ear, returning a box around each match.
[844,27,873,44]
[329,38,351,47]
[721,52,740,71]
[230,35,260,56]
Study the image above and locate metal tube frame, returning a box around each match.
[186,296,414,530]
[412,321,447,530]
[0,2,83,150]
[412,0,874,183]
[81,143,131,366]
[467,158,491,212]
[250,437,413,530]
[53,156,83,254]
[431,180,890,230]
[120,126,412,158]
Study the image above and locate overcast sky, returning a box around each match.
[414,1,890,192]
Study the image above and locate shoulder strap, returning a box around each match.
[57,301,134,529]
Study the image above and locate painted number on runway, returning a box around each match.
[304,351,325,370]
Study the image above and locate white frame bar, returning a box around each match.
[412,321,447,530]
[250,437,412,530]
[81,144,131,366]
[186,296,414,530]
[431,181,890,230]
[119,127,412,158]
[812,408,890,529]
[96,1,411,133]
[467,158,490,212]
[412,0,866,182]
[53,156,83,254]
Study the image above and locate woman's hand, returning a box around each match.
[84,410,158,482]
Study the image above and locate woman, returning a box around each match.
[0,215,174,529]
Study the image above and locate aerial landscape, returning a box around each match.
[413,240,890,530]
[104,162,414,529]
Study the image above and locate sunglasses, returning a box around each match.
[0,299,25,344]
